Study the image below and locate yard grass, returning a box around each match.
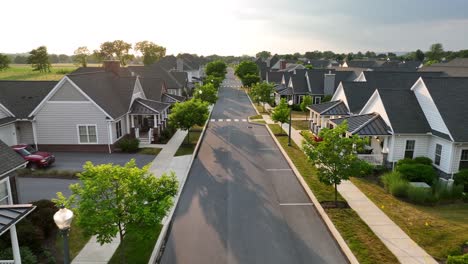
[291,120,310,130]
[174,130,202,156]
[108,224,162,264]
[138,147,162,156]
[249,114,263,120]
[291,110,308,119]
[267,123,398,264]
[0,64,79,80]
[352,177,468,260]
[56,222,91,261]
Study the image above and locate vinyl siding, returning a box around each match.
[427,136,453,173]
[0,124,17,146]
[49,80,87,101]
[331,84,349,110]
[360,92,392,130]
[452,143,468,173]
[111,116,128,143]
[35,102,109,144]
[389,135,430,162]
[412,81,451,136]
[16,121,34,144]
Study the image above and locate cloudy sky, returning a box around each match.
[2,0,468,56]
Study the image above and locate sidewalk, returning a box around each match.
[149,129,188,177]
[272,118,437,264]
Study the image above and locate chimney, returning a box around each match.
[280,60,287,70]
[324,72,336,96]
[176,58,184,71]
[103,60,120,75]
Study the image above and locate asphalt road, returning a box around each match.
[159,69,347,264]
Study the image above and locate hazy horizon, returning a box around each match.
[2,0,468,56]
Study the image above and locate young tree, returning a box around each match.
[204,75,223,89]
[73,46,90,67]
[251,82,274,111]
[271,98,290,131]
[300,95,312,121]
[205,60,227,78]
[135,41,166,66]
[27,46,51,73]
[55,160,178,264]
[235,61,258,79]
[302,122,366,205]
[193,83,218,104]
[169,99,209,144]
[241,74,260,88]
[0,53,11,71]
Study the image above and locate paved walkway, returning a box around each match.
[149,129,188,177]
[265,115,437,264]
[73,236,121,264]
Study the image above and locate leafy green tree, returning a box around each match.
[415,49,425,62]
[193,83,218,104]
[27,46,51,73]
[58,54,71,63]
[346,53,354,61]
[95,40,134,65]
[204,75,223,89]
[205,60,227,78]
[73,46,90,67]
[235,61,258,79]
[241,74,260,87]
[0,54,11,71]
[271,98,290,131]
[56,160,178,264]
[251,82,274,111]
[322,95,333,103]
[300,95,312,121]
[135,41,166,66]
[426,43,444,62]
[303,122,366,205]
[14,55,28,64]
[48,54,59,64]
[305,65,313,70]
[169,99,209,143]
[256,51,271,60]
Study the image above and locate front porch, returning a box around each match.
[358,136,389,165]
[129,98,170,145]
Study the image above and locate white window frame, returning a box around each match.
[77,124,98,144]
[459,149,468,170]
[434,144,442,166]
[404,140,415,159]
[0,178,11,205]
[115,120,123,140]
[314,97,321,104]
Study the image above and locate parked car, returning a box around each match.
[11,144,55,168]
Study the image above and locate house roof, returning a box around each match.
[162,93,186,103]
[0,204,36,236]
[419,58,468,77]
[278,87,294,95]
[0,140,27,178]
[290,71,308,94]
[305,60,331,68]
[363,71,445,88]
[341,81,375,113]
[138,77,166,101]
[128,65,185,90]
[308,100,349,116]
[345,60,384,68]
[306,69,329,95]
[0,81,57,119]
[266,71,284,84]
[375,61,422,72]
[155,56,177,71]
[377,89,431,134]
[131,98,170,115]
[422,77,468,142]
[330,113,391,136]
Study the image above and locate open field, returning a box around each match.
[0,63,99,81]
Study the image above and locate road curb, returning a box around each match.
[264,124,359,264]
[148,104,215,264]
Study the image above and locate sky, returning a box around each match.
[2,0,468,56]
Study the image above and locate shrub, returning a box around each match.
[381,171,409,198]
[447,254,468,264]
[397,163,437,185]
[433,181,464,201]
[353,160,374,177]
[0,247,37,264]
[116,136,140,153]
[29,200,57,237]
[454,169,468,192]
[407,185,437,205]
[413,156,433,166]
[396,158,417,167]
[373,165,389,176]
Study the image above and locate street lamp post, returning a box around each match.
[288,99,293,146]
[54,206,74,264]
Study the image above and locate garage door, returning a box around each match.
[0,124,18,146]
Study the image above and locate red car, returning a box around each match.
[11,144,55,168]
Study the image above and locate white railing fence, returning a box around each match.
[0,260,15,264]
[358,154,384,165]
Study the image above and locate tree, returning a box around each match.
[251,82,274,111]
[415,49,425,62]
[204,75,223,89]
[27,46,51,73]
[241,74,260,88]
[387,52,397,59]
[346,53,354,61]
[169,99,209,143]
[256,51,271,60]
[300,95,312,121]
[193,83,218,104]
[235,61,258,79]
[205,60,227,78]
[426,43,444,62]
[13,55,28,64]
[134,41,166,66]
[302,122,366,205]
[271,98,290,131]
[0,54,11,71]
[58,54,71,63]
[73,46,90,67]
[48,54,59,64]
[96,40,134,65]
[56,160,178,264]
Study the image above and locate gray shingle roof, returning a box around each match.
[305,60,331,68]
[419,59,468,77]
[133,98,170,113]
[0,81,57,118]
[290,72,308,94]
[138,77,165,102]
[308,100,348,116]
[266,71,283,84]
[0,140,27,178]
[341,81,375,113]
[0,204,36,236]
[345,60,383,68]
[128,65,185,90]
[331,113,391,136]
[422,77,468,142]
[363,71,445,89]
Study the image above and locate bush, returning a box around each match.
[56,69,73,74]
[381,172,409,198]
[454,169,468,192]
[396,163,437,185]
[413,156,433,166]
[373,165,389,176]
[0,247,37,264]
[396,158,417,167]
[353,160,374,177]
[29,200,57,237]
[433,181,464,201]
[447,254,468,264]
[116,136,140,153]
[406,185,437,205]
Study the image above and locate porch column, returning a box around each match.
[126,114,130,133]
[32,119,38,150]
[153,115,158,128]
[383,136,389,153]
[6,178,21,264]
[131,115,135,128]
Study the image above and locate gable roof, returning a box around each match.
[308,100,349,116]
[419,58,468,77]
[155,56,177,71]
[290,71,308,94]
[266,71,284,84]
[138,77,166,101]
[422,77,468,142]
[345,60,384,68]
[330,113,391,136]
[0,140,27,179]
[341,81,375,113]
[0,81,57,119]
[305,60,331,69]
[363,71,445,88]
[128,65,185,90]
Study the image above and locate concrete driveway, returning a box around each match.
[44,152,155,171]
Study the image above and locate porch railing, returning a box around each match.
[135,128,139,139]
[148,128,153,143]
[0,260,15,264]
[358,154,384,165]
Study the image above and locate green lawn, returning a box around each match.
[267,124,398,264]
[249,114,263,120]
[56,222,91,261]
[174,130,202,156]
[352,177,468,260]
[109,224,162,264]
[0,64,79,80]
[291,110,308,119]
[291,120,310,130]
[138,148,162,155]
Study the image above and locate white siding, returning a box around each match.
[16,121,34,144]
[452,143,468,173]
[360,92,392,131]
[35,102,109,144]
[111,117,128,143]
[331,83,349,110]
[49,80,87,101]
[0,124,17,146]
[412,80,451,137]
[389,135,430,162]
[427,136,453,173]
